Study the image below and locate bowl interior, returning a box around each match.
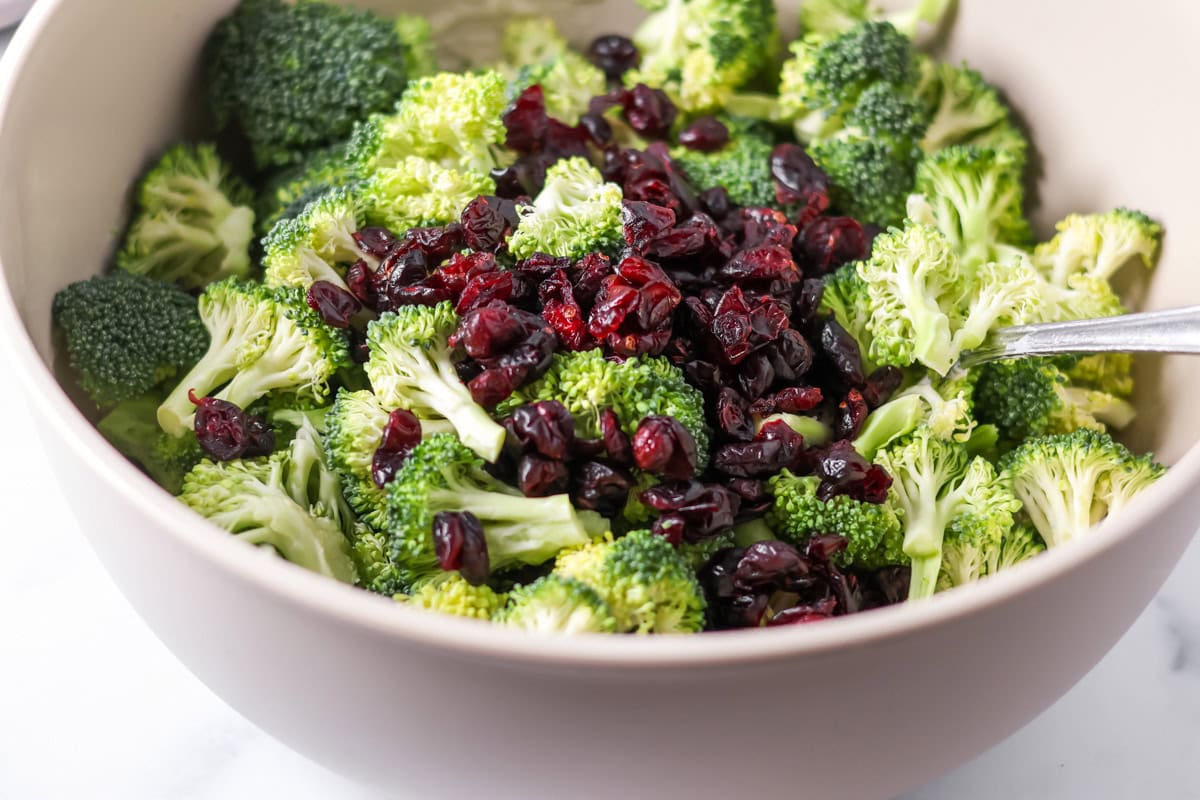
[2,0,1199,465]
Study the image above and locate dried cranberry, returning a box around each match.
[345,261,376,309]
[460,196,516,253]
[793,279,825,330]
[305,280,361,328]
[570,252,613,306]
[647,213,725,262]
[517,454,571,497]
[861,365,904,409]
[599,409,633,465]
[820,318,866,387]
[503,84,549,154]
[651,514,686,545]
[539,269,592,350]
[620,84,677,139]
[834,388,869,440]
[715,387,755,442]
[797,216,869,276]
[571,460,634,516]
[579,112,614,146]
[622,200,677,253]
[491,157,548,199]
[698,186,731,220]
[750,385,823,416]
[733,540,807,594]
[640,480,740,541]
[468,367,524,408]
[736,207,798,250]
[190,391,274,461]
[452,304,528,360]
[678,117,729,152]
[735,351,776,399]
[354,226,399,258]
[587,34,640,81]
[720,245,800,286]
[632,416,699,480]
[766,599,839,626]
[770,143,830,225]
[503,400,575,460]
[456,271,514,315]
[814,439,892,503]
[371,447,411,489]
[379,408,422,452]
[404,224,465,263]
[711,419,805,478]
[433,511,490,586]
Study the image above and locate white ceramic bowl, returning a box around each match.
[2,1,1199,797]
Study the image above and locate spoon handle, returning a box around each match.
[958,305,1200,369]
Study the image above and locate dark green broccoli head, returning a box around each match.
[256,143,360,236]
[670,117,776,207]
[810,137,916,226]
[53,272,210,408]
[807,21,917,110]
[205,0,419,170]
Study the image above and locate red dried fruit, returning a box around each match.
[190,391,274,462]
[433,511,490,586]
[503,84,549,154]
[678,117,730,152]
[770,143,830,225]
[620,84,678,139]
[587,34,640,81]
[517,454,571,497]
[632,415,699,480]
[305,280,361,328]
[503,400,575,460]
[622,200,677,253]
[539,269,592,350]
[797,216,869,276]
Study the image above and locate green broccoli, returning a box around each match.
[876,427,1021,599]
[907,145,1032,275]
[627,0,779,112]
[937,519,1045,591]
[767,472,907,569]
[1031,273,1126,325]
[973,357,1136,443]
[508,157,625,260]
[1002,429,1165,548]
[509,51,607,125]
[497,348,711,465]
[263,188,374,291]
[919,63,1027,159]
[1032,208,1163,288]
[399,572,505,620]
[115,144,255,289]
[350,526,407,595]
[204,0,423,169]
[500,17,570,68]
[179,454,358,582]
[347,70,508,176]
[365,303,507,462]
[381,435,602,589]
[256,144,359,236]
[670,117,776,207]
[53,271,210,409]
[820,262,875,359]
[499,574,619,633]
[96,393,205,494]
[678,531,738,570]
[282,416,355,535]
[799,0,953,42]
[394,14,438,80]
[1066,353,1135,398]
[157,279,351,437]
[554,529,706,633]
[359,156,495,232]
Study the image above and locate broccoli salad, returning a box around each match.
[52,0,1167,633]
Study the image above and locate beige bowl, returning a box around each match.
[2,1,1198,797]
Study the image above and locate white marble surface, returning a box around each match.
[3,27,1200,800]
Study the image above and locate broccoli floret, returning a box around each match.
[350,526,407,594]
[399,572,505,620]
[359,156,495,232]
[1001,429,1164,548]
[498,348,711,465]
[115,144,255,289]
[53,272,210,409]
[670,118,776,207]
[508,157,624,260]
[1032,208,1163,288]
[204,0,420,169]
[767,472,907,569]
[799,0,953,41]
[382,435,601,588]
[256,144,359,236]
[498,574,619,633]
[282,416,355,535]
[263,188,374,291]
[857,223,1040,375]
[365,303,506,462]
[554,529,706,633]
[678,531,737,570]
[937,518,1045,592]
[627,0,778,112]
[501,17,570,68]
[394,13,438,79]
[973,358,1136,443]
[1029,272,1126,326]
[180,454,358,582]
[510,52,607,125]
[1066,353,1135,398]
[96,394,206,494]
[908,145,1032,275]
[157,279,351,437]
[820,262,875,358]
[347,70,508,176]
[919,63,1026,159]
[876,428,1021,599]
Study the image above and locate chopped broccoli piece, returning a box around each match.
[53,271,210,409]
[508,157,624,260]
[204,0,419,169]
[554,529,706,633]
[974,357,1136,443]
[670,117,776,207]
[800,0,953,41]
[115,144,255,289]
[628,0,779,112]
[876,428,1020,599]
[256,143,359,236]
[908,145,1032,275]
[1065,353,1135,398]
[359,156,495,232]
[282,416,355,535]
[347,70,508,176]
[510,52,607,125]
[180,454,358,582]
[937,517,1044,591]
[365,303,506,462]
[263,188,373,291]
[157,279,351,437]
[1030,272,1126,325]
[394,13,438,79]
[498,348,711,465]
[96,393,206,494]
[382,435,600,588]
[767,472,907,569]
[400,572,505,620]
[501,17,570,68]
[857,223,1040,375]
[919,63,1026,158]
[1032,208,1163,288]
[499,574,619,633]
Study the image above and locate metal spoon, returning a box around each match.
[957,305,1200,369]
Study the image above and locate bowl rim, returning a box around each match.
[2,0,1197,670]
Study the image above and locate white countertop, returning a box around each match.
[2,25,1200,800]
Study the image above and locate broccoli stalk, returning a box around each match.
[508,157,625,260]
[499,574,619,633]
[365,303,506,463]
[116,144,255,289]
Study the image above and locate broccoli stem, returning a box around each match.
[157,334,242,436]
[427,488,591,566]
[217,323,318,408]
[852,395,924,460]
[908,551,943,600]
[385,354,506,462]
